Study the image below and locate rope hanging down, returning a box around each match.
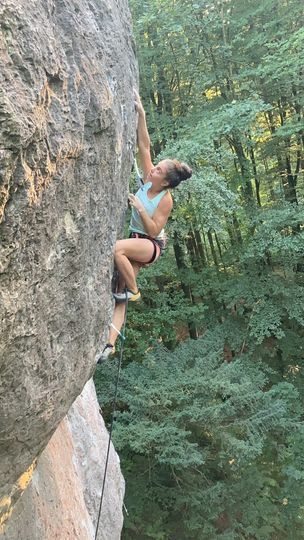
[94,295,129,540]
[134,157,144,188]
[95,157,141,537]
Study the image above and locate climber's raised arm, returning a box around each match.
[134,89,153,182]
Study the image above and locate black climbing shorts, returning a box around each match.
[129,232,166,265]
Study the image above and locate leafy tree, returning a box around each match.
[95,1,304,537]
[96,338,304,539]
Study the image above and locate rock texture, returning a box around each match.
[2,379,125,540]
[0,0,137,533]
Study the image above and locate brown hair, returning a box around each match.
[165,159,192,188]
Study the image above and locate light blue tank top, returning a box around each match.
[129,182,168,239]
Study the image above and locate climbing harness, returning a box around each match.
[94,292,129,540]
[129,231,165,262]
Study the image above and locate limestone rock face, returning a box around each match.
[2,380,125,540]
[0,0,136,531]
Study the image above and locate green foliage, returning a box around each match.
[168,169,239,233]
[96,339,304,539]
[95,0,304,537]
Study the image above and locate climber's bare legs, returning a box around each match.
[108,301,127,345]
[108,262,141,347]
[114,238,154,293]
[96,262,141,363]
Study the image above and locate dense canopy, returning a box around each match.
[95,0,304,538]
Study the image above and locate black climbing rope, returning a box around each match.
[94,295,129,540]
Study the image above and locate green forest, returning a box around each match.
[94,0,304,538]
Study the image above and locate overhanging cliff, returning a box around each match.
[0,0,137,536]
[2,379,125,540]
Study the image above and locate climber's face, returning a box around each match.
[148,160,170,188]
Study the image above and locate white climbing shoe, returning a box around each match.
[113,290,141,303]
[96,344,115,364]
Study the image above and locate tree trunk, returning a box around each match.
[173,233,198,339]
[207,230,219,267]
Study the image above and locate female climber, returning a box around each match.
[96,90,192,363]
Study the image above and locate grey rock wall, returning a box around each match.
[0,0,137,531]
[2,379,125,540]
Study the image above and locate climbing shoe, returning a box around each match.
[113,290,141,303]
[96,344,115,364]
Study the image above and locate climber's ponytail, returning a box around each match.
[165,159,192,188]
